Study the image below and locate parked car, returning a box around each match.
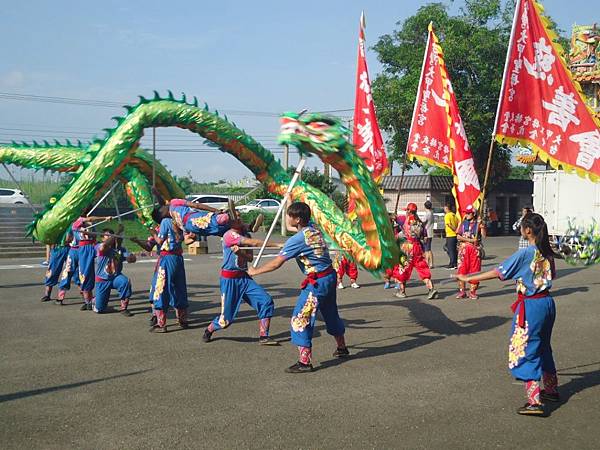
[185,194,230,210]
[0,188,27,204]
[236,199,281,214]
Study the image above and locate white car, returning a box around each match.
[236,199,281,214]
[0,188,27,204]
[185,194,230,210]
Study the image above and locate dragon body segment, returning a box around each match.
[0,93,400,272]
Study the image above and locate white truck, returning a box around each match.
[532,170,600,240]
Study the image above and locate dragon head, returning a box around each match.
[278,112,350,156]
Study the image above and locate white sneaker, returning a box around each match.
[350,282,360,289]
[337,282,344,289]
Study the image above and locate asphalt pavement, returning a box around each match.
[0,236,599,449]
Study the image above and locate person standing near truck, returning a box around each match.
[444,203,460,270]
[513,206,533,249]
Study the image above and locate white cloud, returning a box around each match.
[0,70,25,89]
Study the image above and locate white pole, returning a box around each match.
[253,158,306,268]
[88,181,119,216]
[88,204,155,228]
[394,23,432,215]
[405,22,432,157]
[491,0,521,137]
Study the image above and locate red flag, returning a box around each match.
[353,12,388,182]
[495,0,600,182]
[407,24,481,215]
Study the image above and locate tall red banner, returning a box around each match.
[495,0,600,182]
[353,12,388,182]
[407,24,481,215]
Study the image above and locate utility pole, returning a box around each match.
[152,127,156,188]
[281,144,289,236]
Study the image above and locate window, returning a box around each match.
[0,189,14,196]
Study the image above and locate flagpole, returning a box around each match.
[394,22,433,215]
[477,0,522,239]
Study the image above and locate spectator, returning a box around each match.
[487,209,499,236]
[423,200,434,268]
[443,203,460,269]
[513,206,533,249]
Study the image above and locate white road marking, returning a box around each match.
[0,258,192,270]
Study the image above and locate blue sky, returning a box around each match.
[0,0,591,182]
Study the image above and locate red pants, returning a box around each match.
[394,241,431,283]
[337,257,358,281]
[457,243,481,287]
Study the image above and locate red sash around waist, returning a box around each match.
[511,290,551,328]
[79,240,95,246]
[301,266,335,289]
[160,249,183,256]
[182,211,193,226]
[221,269,249,279]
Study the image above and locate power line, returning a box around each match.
[0,91,353,118]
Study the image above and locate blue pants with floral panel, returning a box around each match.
[508,295,556,381]
[290,272,345,348]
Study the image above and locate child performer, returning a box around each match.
[202,217,280,345]
[73,212,113,311]
[41,230,73,302]
[248,201,349,373]
[456,213,559,416]
[56,220,82,305]
[92,227,136,316]
[456,205,486,300]
[393,203,438,299]
[148,217,189,332]
[336,254,360,289]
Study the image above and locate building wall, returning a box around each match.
[382,190,431,212]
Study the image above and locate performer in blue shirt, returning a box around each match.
[202,218,279,345]
[457,213,559,416]
[249,201,349,373]
[148,217,188,332]
[41,230,72,303]
[93,226,136,316]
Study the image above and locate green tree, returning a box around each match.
[508,165,533,180]
[372,0,516,188]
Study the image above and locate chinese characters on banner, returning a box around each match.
[353,12,388,182]
[407,23,481,215]
[495,0,600,181]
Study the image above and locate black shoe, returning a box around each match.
[258,336,280,346]
[427,289,439,300]
[149,315,157,326]
[120,309,133,317]
[284,362,314,373]
[540,390,560,403]
[202,328,213,343]
[80,303,88,311]
[54,299,64,306]
[517,403,545,416]
[333,347,350,358]
[87,303,93,311]
[178,321,189,329]
[149,325,167,333]
[40,295,51,303]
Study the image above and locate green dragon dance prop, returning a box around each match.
[0,141,184,230]
[0,92,399,272]
[278,113,399,271]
